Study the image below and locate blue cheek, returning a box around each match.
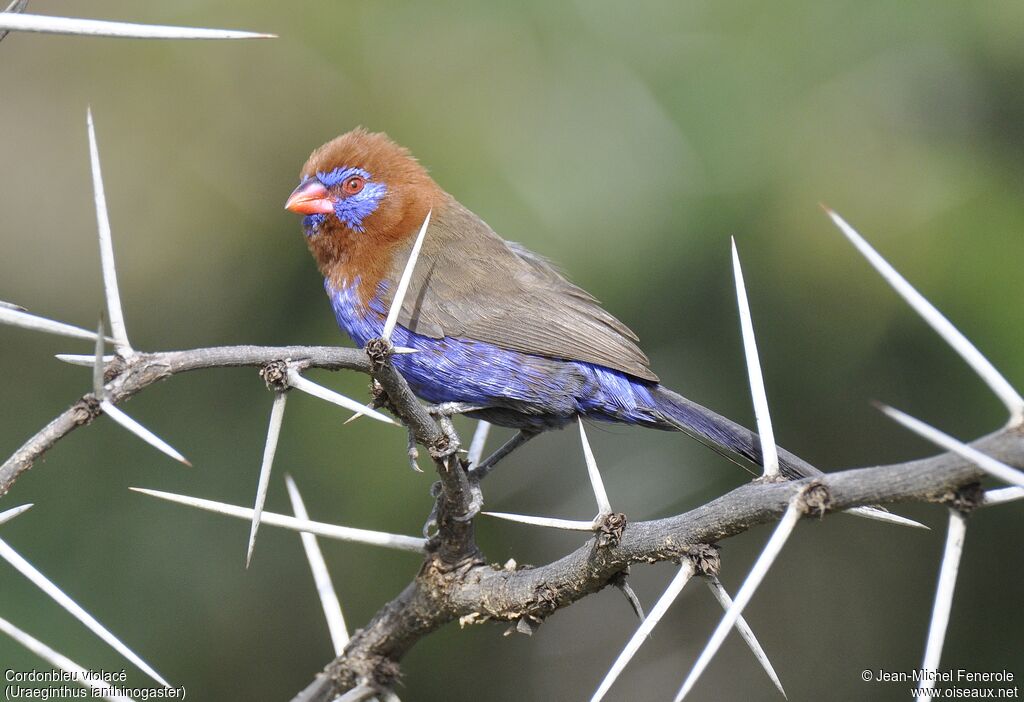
[303,214,327,237]
[332,182,387,232]
[312,167,387,233]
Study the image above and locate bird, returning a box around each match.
[284,128,816,485]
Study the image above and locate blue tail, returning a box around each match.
[647,385,818,480]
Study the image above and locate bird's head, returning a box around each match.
[285,128,440,281]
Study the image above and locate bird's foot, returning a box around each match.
[422,477,483,533]
[452,477,484,522]
[422,496,439,538]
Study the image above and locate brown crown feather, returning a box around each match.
[300,128,445,298]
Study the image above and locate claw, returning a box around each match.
[422,506,439,538]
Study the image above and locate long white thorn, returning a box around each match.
[0,538,169,688]
[590,561,696,702]
[0,13,274,39]
[100,400,190,466]
[674,496,803,701]
[578,420,613,515]
[984,486,1024,506]
[731,238,779,478]
[131,487,426,553]
[879,404,1024,488]
[343,402,379,426]
[703,576,786,698]
[246,392,288,568]
[285,475,349,654]
[0,503,33,526]
[56,353,115,366]
[0,0,29,44]
[826,208,1024,426]
[917,509,968,701]
[87,109,132,357]
[0,616,137,701]
[845,505,929,529]
[467,420,492,468]
[286,367,396,425]
[0,299,27,311]
[481,512,596,531]
[382,209,432,342]
[0,307,111,342]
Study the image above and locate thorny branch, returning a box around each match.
[2,338,1021,700]
[0,345,366,496]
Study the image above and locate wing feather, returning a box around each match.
[383,197,659,382]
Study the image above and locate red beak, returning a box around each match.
[285,180,334,215]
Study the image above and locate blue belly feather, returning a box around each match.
[326,279,661,431]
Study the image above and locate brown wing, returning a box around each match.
[382,196,659,382]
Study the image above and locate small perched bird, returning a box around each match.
[285,128,814,480]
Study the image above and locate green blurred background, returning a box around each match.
[1,2,1022,700]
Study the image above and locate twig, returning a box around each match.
[1,344,368,497]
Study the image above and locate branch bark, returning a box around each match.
[2,342,1021,702]
[0,345,367,496]
[293,424,1023,701]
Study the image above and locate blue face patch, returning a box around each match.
[314,166,387,233]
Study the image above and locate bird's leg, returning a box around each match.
[433,430,539,526]
[425,429,539,528]
[469,429,539,481]
[448,431,537,524]
[451,477,485,523]
[426,402,486,417]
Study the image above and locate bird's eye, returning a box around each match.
[342,176,365,195]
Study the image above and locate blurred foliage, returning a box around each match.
[1,2,1022,700]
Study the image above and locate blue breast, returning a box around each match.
[325,279,659,430]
